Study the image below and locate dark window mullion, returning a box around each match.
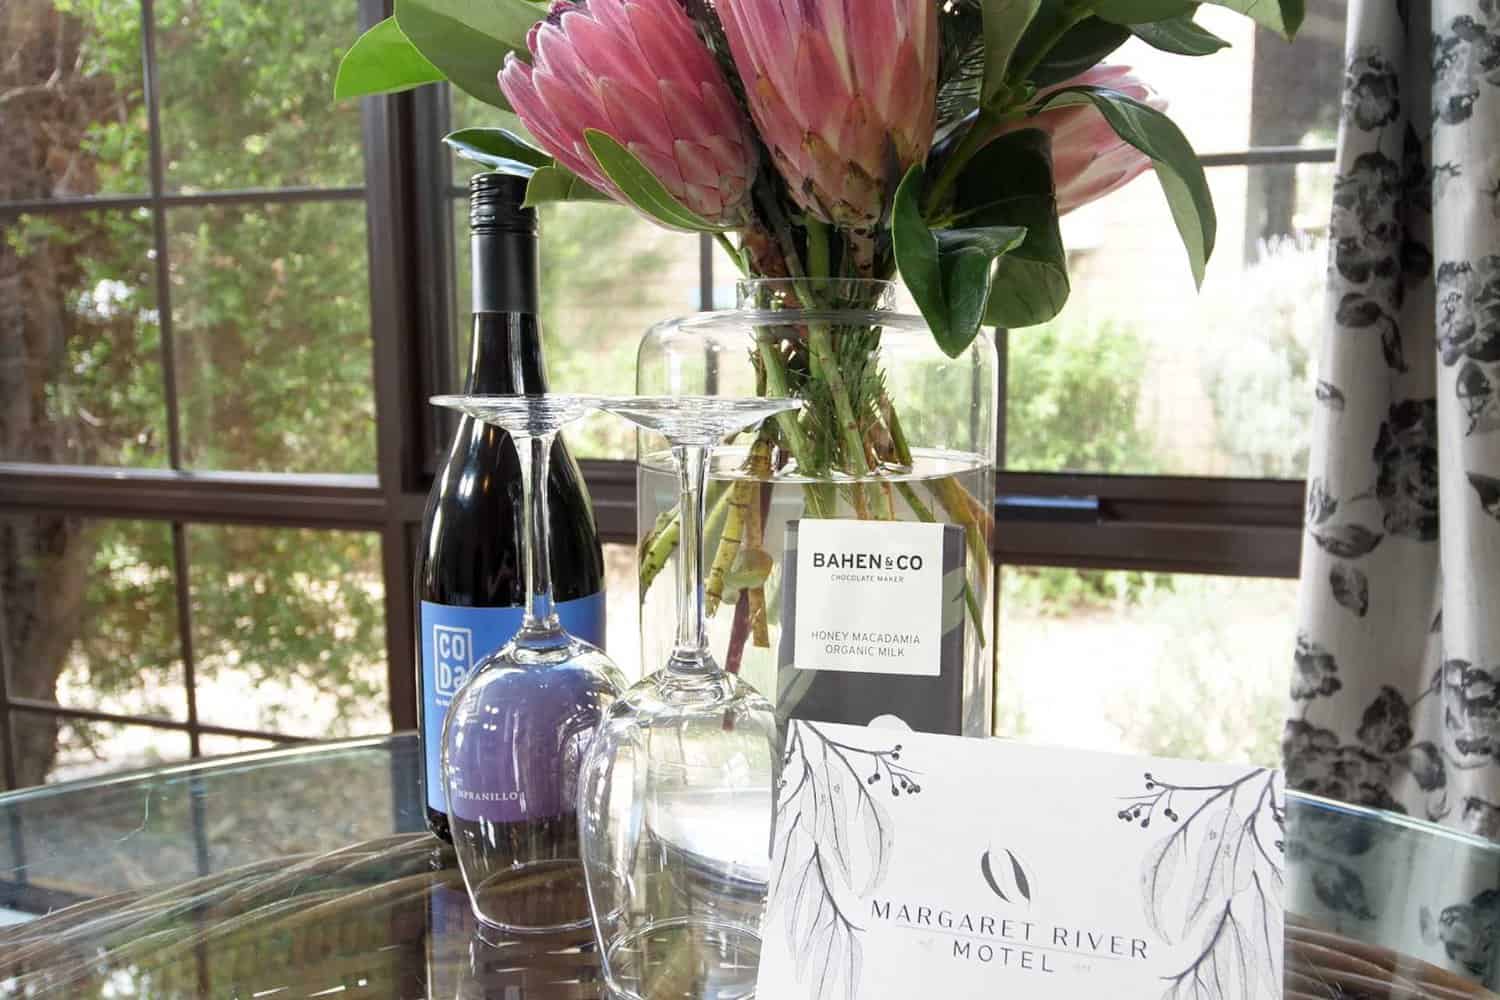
[698,233,715,311]
[139,0,183,473]
[1199,146,1335,167]
[141,0,204,760]
[0,187,365,220]
[359,0,435,732]
[0,582,17,791]
[9,700,301,745]
[170,524,201,757]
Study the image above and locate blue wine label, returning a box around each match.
[420,594,605,815]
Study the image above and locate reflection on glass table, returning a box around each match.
[0,733,1496,998]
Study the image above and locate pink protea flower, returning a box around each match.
[1007,65,1167,215]
[717,0,939,231]
[498,0,756,226]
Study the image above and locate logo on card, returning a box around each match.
[810,549,925,571]
[433,624,473,698]
[979,847,1033,906]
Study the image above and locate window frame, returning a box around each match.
[0,0,1322,793]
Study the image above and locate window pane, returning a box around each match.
[169,201,375,473]
[1006,162,1330,478]
[1,210,166,466]
[451,200,701,459]
[156,0,362,191]
[197,734,282,756]
[1117,5,1345,156]
[2,515,186,788]
[10,711,190,788]
[0,0,147,199]
[996,568,1296,767]
[188,525,387,738]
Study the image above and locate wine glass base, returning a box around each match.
[465,857,594,937]
[602,916,761,1000]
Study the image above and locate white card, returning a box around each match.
[792,519,945,676]
[757,722,1286,1000]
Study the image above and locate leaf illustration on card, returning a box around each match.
[1329,562,1370,616]
[1184,804,1236,935]
[772,723,915,1000]
[1249,872,1282,997]
[860,794,894,895]
[1310,523,1384,557]
[792,883,830,978]
[1124,768,1284,999]
[1163,903,1252,1000]
[1141,833,1183,943]
[824,768,853,887]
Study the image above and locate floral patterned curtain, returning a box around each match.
[1283,0,1500,978]
[1285,0,1500,834]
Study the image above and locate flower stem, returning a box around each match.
[923,107,1002,218]
[800,219,886,514]
[896,480,987,648]
[757,338,812,460]
[923,2,1094,218]
[639,480,732,598]
[716,232,747,275]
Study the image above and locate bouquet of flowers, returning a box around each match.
[337,0,1301,661]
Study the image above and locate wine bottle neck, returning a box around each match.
[471,230,538,314]
[465,316,549,395]
[466,227,547,395]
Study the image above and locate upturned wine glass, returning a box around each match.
[579,394,802,1000]
[430,392,626,935]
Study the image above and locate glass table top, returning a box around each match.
[0,733,1496,998]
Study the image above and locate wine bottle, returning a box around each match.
[415,172,606,841]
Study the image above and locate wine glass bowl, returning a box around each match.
[593,394,804,447]
[430,393,605,438]
[579,394,800,999]
[430,393,626,936]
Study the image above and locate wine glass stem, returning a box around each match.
[673,443,710,662]
[514,430,560,636]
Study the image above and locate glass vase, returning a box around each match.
[634,278,998,735]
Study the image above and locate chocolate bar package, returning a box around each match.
[776,518,983,736]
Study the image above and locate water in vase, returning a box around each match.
[636,445,993,725]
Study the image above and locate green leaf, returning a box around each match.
[1020,13,1131,88]
[444,128,551,173]
[583,130,726,231]
[1204,0,1303,39]
[394,0,545,110]
[1040,85,1216,286]
[981,0,1042,103]
[1093,0,1195,25]
[893,165,1027,358]
[955,130,1070,329]
[333,17,445,100]
[1131,15,1231,55]
[524,165,611,206]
